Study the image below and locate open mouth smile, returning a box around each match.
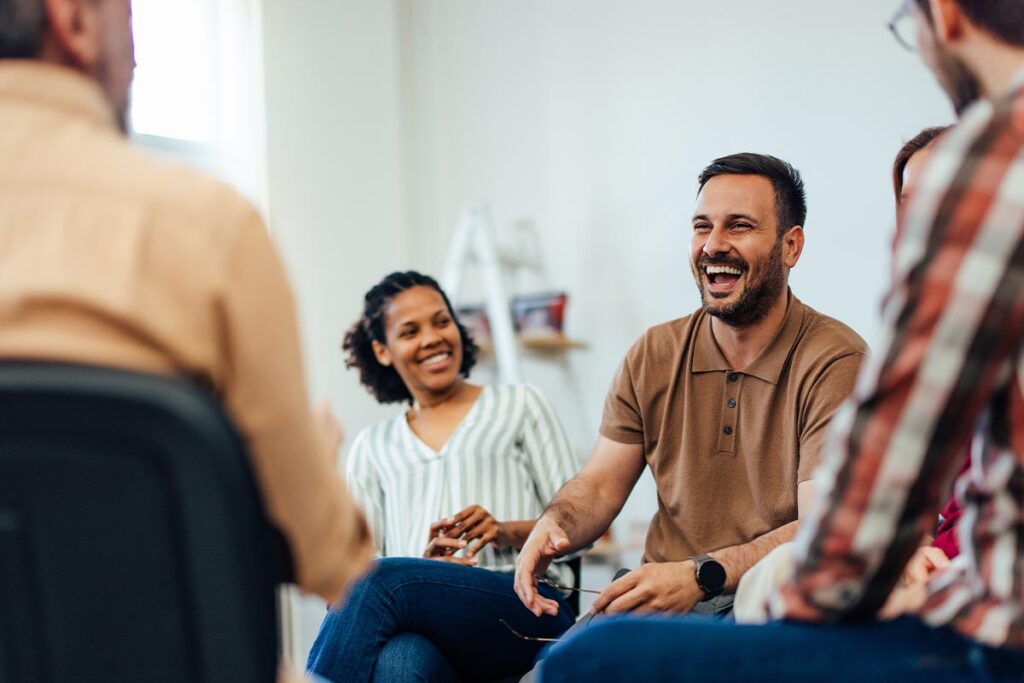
[704,264,744,292]
[418,351,453,371]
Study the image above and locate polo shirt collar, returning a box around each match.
[0,60,118,132]
[691,289,805,385]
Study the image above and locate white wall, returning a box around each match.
[260,0,406,660]
[397,0,953,564]
[260,0,956,656]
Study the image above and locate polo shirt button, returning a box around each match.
[728,399,737,409]
[728,372,739,382]
[723,426,733,435]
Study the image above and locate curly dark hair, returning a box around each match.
[343,271,479,405]
[892,126,950,204]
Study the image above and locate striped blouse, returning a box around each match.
[774,72,1024,650]
[344,383,579,583]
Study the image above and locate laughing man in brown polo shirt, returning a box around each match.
[515,153,866,618]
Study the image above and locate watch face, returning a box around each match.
[699,559,726,591]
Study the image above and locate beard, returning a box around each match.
[692,240,787,328]
[933,39,982,116]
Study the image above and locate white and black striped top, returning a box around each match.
[345,384,579,582]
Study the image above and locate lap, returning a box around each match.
[352,558,575,680]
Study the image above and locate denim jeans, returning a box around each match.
[306,557,575,683]
[536,614,1024,682]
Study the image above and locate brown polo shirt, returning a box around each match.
[601,292,866,563]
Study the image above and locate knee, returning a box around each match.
[540,619,638,682]
[375,633,455,683]
[345,557,430,603]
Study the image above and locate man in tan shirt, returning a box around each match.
[516,153,866,618]
[0,0,370,603]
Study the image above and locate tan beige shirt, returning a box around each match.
[0,61,366,601]
[601,292,866,563]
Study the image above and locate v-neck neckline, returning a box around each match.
[401,385,488,457]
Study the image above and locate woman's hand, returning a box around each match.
[427,505,511,560]
[422,530,477,566]
[898,545,949,587]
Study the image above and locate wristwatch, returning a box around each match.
[691,554,726,600]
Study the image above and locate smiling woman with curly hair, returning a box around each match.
[307,270,581,683]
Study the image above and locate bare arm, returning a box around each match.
[546,436,646,550]
[712,480,815,592]
[514,436,646,616]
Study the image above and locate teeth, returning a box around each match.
[705,265,742,276]
[421,353,450,366]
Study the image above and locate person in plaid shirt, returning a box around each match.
[536,1,1024,680]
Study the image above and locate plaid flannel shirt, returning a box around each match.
[772,73,1024,650]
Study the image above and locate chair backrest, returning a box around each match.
[0,362,288,683]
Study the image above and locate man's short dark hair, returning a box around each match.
[915,0,1024,47]
[0,0,46,59]
[697,153,807,236]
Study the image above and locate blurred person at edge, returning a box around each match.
[0,0,372,656]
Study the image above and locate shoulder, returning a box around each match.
[345,415,403,473]
[489,382,547,413]
[75,133,261,253]
[622,311,701,368]
[791,301,868,376]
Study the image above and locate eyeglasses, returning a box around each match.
[498,576,604,643]
[888,0,919,53]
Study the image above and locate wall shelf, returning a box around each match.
[476,334,588,356]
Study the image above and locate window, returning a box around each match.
[130,0,267,208]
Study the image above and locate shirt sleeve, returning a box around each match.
[218,199,369,603]
[797,353,864,482]
[774,110,1024,622]
[344,431,387,556]
[521,384,580,507]
[599,338,645,445]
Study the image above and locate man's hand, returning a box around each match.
[590,561,704,615]
[515,517,572,617]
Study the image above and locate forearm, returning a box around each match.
[499,519,536,550]
[544,471,624,553]
[712,520,800,593]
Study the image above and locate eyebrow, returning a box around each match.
[691,213,760,223]
[397,308,449,328]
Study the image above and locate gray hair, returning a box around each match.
[0,0,47,59]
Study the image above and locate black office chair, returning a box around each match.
[0,362,290,683]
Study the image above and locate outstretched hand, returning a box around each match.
[514,517,572,616]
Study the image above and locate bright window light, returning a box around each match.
[128,0,267,207]
[130,0,218,142]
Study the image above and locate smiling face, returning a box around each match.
[690,174,800,328]
[372,285,465,398]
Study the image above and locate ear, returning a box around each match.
[782,226,805,269]
[928,0,966,44]
[42,0,103,71]
[371,339,393,368]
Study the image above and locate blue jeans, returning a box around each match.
[307,557,575,682]
[537,615,1024,682]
